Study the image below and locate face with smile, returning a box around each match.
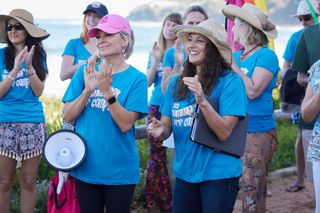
[6,18,27,46]
[185,11,207,25]
[96,30,128,58]
[85,11,101,31]
[186,33,208,66]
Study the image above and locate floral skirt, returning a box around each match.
[145,105,172,212]
[241,129,277,213]
[0,122,47,162]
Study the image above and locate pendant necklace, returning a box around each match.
[240,45,260,60]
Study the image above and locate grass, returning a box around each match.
[9,92,297,212]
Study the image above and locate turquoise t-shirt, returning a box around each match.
[0,48,45,122]
[283,29,304,63]
[147,53,164,106]
[63,65,148,185]
[160,72,247,183]
[234,47,279,132]
[163,47,187,68]
[62,38,91,65]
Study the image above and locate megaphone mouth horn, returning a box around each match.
[43,129,87,172]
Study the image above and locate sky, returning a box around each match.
[2,0,152,20]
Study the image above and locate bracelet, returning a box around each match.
[175,63,183,67]
[28,72,36,77]
[7,74,15,81]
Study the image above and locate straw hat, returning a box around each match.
[291,0,317,17]
[0,9,49,43]
[222,3,278,39]
[173,19,232,64]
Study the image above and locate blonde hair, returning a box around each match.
[158,13,183,54]
[235,17,268,46]
[80,15,89,44]
[120,30,134,59]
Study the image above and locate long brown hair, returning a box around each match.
[5,32,47,81]
[158,13,183,54]
[174,40,231,100]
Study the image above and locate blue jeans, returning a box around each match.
[173,177,240,213]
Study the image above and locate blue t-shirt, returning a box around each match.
[283,29,304,62]
[234,47,280,132]
[160,72,247,183]
[147,53,164,106]
[63,65,148,185]
[62,38,91,65]
[0,48,45,122]
[163,47,187,68]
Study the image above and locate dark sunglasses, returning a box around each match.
[6,23,25,31]
[298,15,312,22]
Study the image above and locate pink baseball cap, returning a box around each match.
[88,14,132,38]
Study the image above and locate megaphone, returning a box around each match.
[43,130,87,172]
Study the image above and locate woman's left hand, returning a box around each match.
[25,45,35,68]
[183,75,207,106]
[96,61,113,98]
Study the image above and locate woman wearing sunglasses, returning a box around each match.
[0,9,49,212]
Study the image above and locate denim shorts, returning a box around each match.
[0,122,47,161]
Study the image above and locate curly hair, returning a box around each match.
[174,39,231,101]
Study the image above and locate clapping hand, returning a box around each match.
[12,46,28,74]
[25,45,35,68]
[183,75,207,106]
[174,39,184,67]
[151,41,163,64]
[147,117,164,143]
[84,58,97,94]
[96,61,113,98]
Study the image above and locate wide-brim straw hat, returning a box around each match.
[0,9,49,43]
[173,19,232,65]
[291,0,317,17]
[222,3,278,39]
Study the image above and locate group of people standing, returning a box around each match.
[0,1,319,213]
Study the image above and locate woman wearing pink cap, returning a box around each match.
[62,14,148,213]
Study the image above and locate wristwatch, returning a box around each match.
[107,96,116,105]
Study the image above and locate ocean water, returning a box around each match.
[37,20,162,97]
[1,19,301,97]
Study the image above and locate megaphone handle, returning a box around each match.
[57,171,69,194]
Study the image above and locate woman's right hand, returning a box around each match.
[13,46,27,75]
[174,39,184,66]
[151,41,163,64]
[147,117,164,140]
[83,59,97,94]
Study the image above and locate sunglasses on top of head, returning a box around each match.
[298,15,312,22]
[6,23,25,31]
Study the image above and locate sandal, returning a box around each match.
[285,183,305,192]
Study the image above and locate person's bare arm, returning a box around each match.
[301,84,320,122]
[297,72,309,87]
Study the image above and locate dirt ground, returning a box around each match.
[233,173,315,213]
[132,169,316,213]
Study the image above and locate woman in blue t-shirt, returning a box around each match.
[145,12,182,212]
[62,14,148,213]
[148,20,246,212]
[222,3,280,212]
[60,2,108,81]
[0,9,49,212]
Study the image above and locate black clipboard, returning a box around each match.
[190,99,248,158]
